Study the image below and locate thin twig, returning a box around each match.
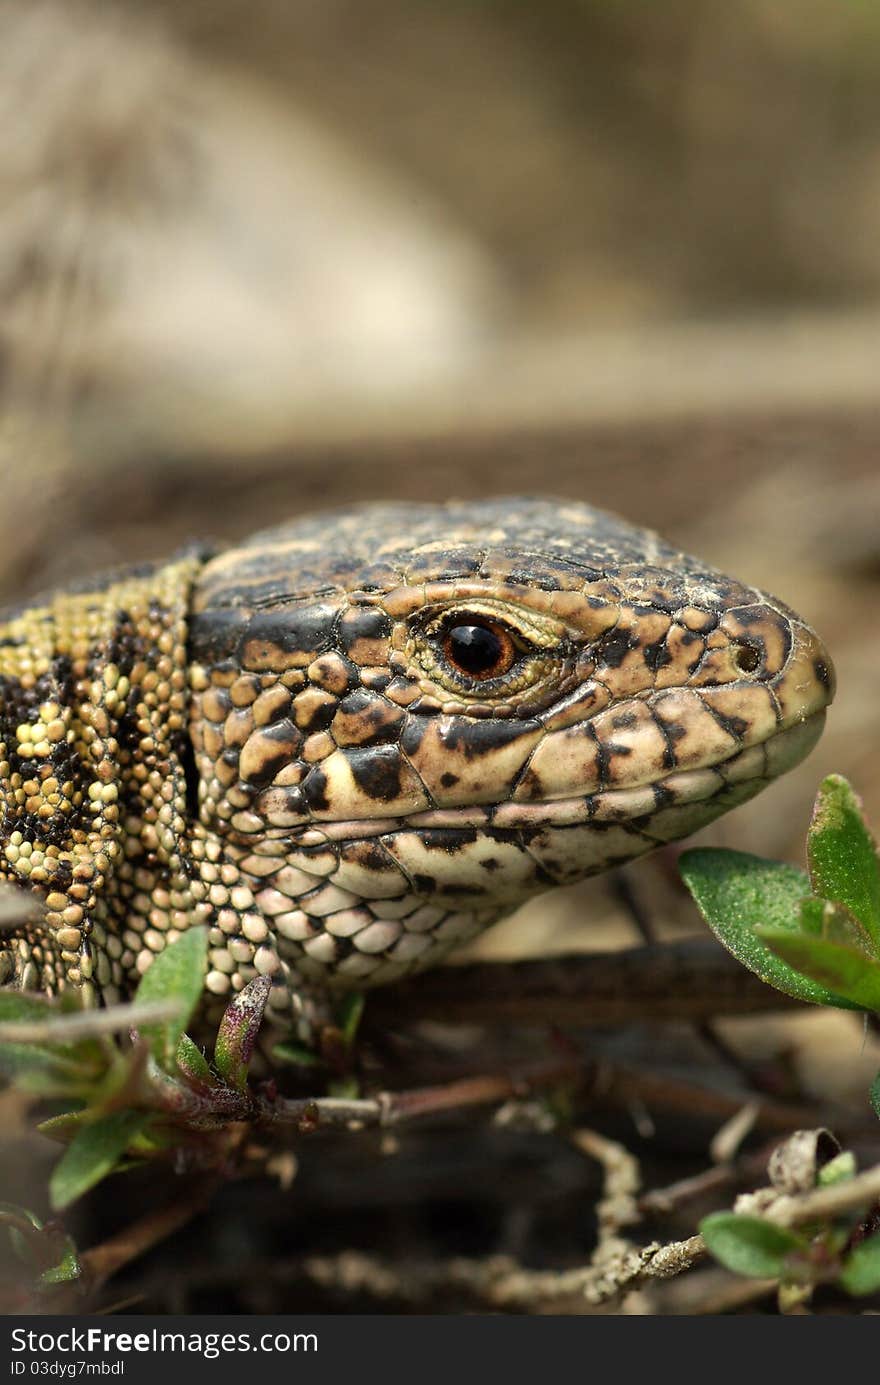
[82,1180,222,1293]
[653,1266,778,1316]
[571,1128,642,1243]
[364,939,804,1030]
[611,870,658,945]
[0,1000,180,1043]
[756,1161,880,1229]
[255,1059,582,1132]
[613,874,786,1101]
[709,1102,761,1165]
[639,1147,769,1217]
[301,1236,708,1313]
[588,1059,852,1137]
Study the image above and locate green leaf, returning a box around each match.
[338,993,365,1049]
[0,991,53,1022]
[755,928,880,1011]
[0,998,111,1068]
[328,1076,361,1100]
[840,1232,880,1296]
[679,849,857,1008]
[798,895,825,936]
[39,1238,82,1287]
[808,776,880,953]
[0,1042,92,1094]
[213,975,271,1091]
[799,897,875,955]
[700,1212,804,1279]
[271,1041,321,1068]
[0,1203,44,1267]
[0,1202,42,1231]
[37,1110,90,1143]
[134,927,208,1068]
[817,1151,857,1186]
[870,1071,880,1122]
[176,1033,214,1086]
[49,1110,149,1210]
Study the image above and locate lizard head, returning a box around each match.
[190,498,834,989]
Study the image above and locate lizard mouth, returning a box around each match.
[314,710,825,843]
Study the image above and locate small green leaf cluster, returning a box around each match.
[701,1150,880,1304]
[681,775,880,1033]
[0,1203,81,1304]
[0,928,272,1212]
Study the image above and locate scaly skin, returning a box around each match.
[0,498,834,1036]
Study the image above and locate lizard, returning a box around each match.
[0,497,834,1039]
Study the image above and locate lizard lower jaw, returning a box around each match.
[491,709,825,836]
[488,712,826,888]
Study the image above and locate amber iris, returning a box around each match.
[443,620,515,679]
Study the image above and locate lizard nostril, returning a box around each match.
[732,642,761,675]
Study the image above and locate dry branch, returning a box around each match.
[363,938,803,1030]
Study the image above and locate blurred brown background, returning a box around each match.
[1,0,880,1155]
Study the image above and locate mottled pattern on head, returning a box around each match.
[0,498,834,1032]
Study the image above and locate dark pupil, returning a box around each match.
[447,623,503,676]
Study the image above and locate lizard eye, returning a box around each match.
[443,619,516,680]
[405,600,565,702]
